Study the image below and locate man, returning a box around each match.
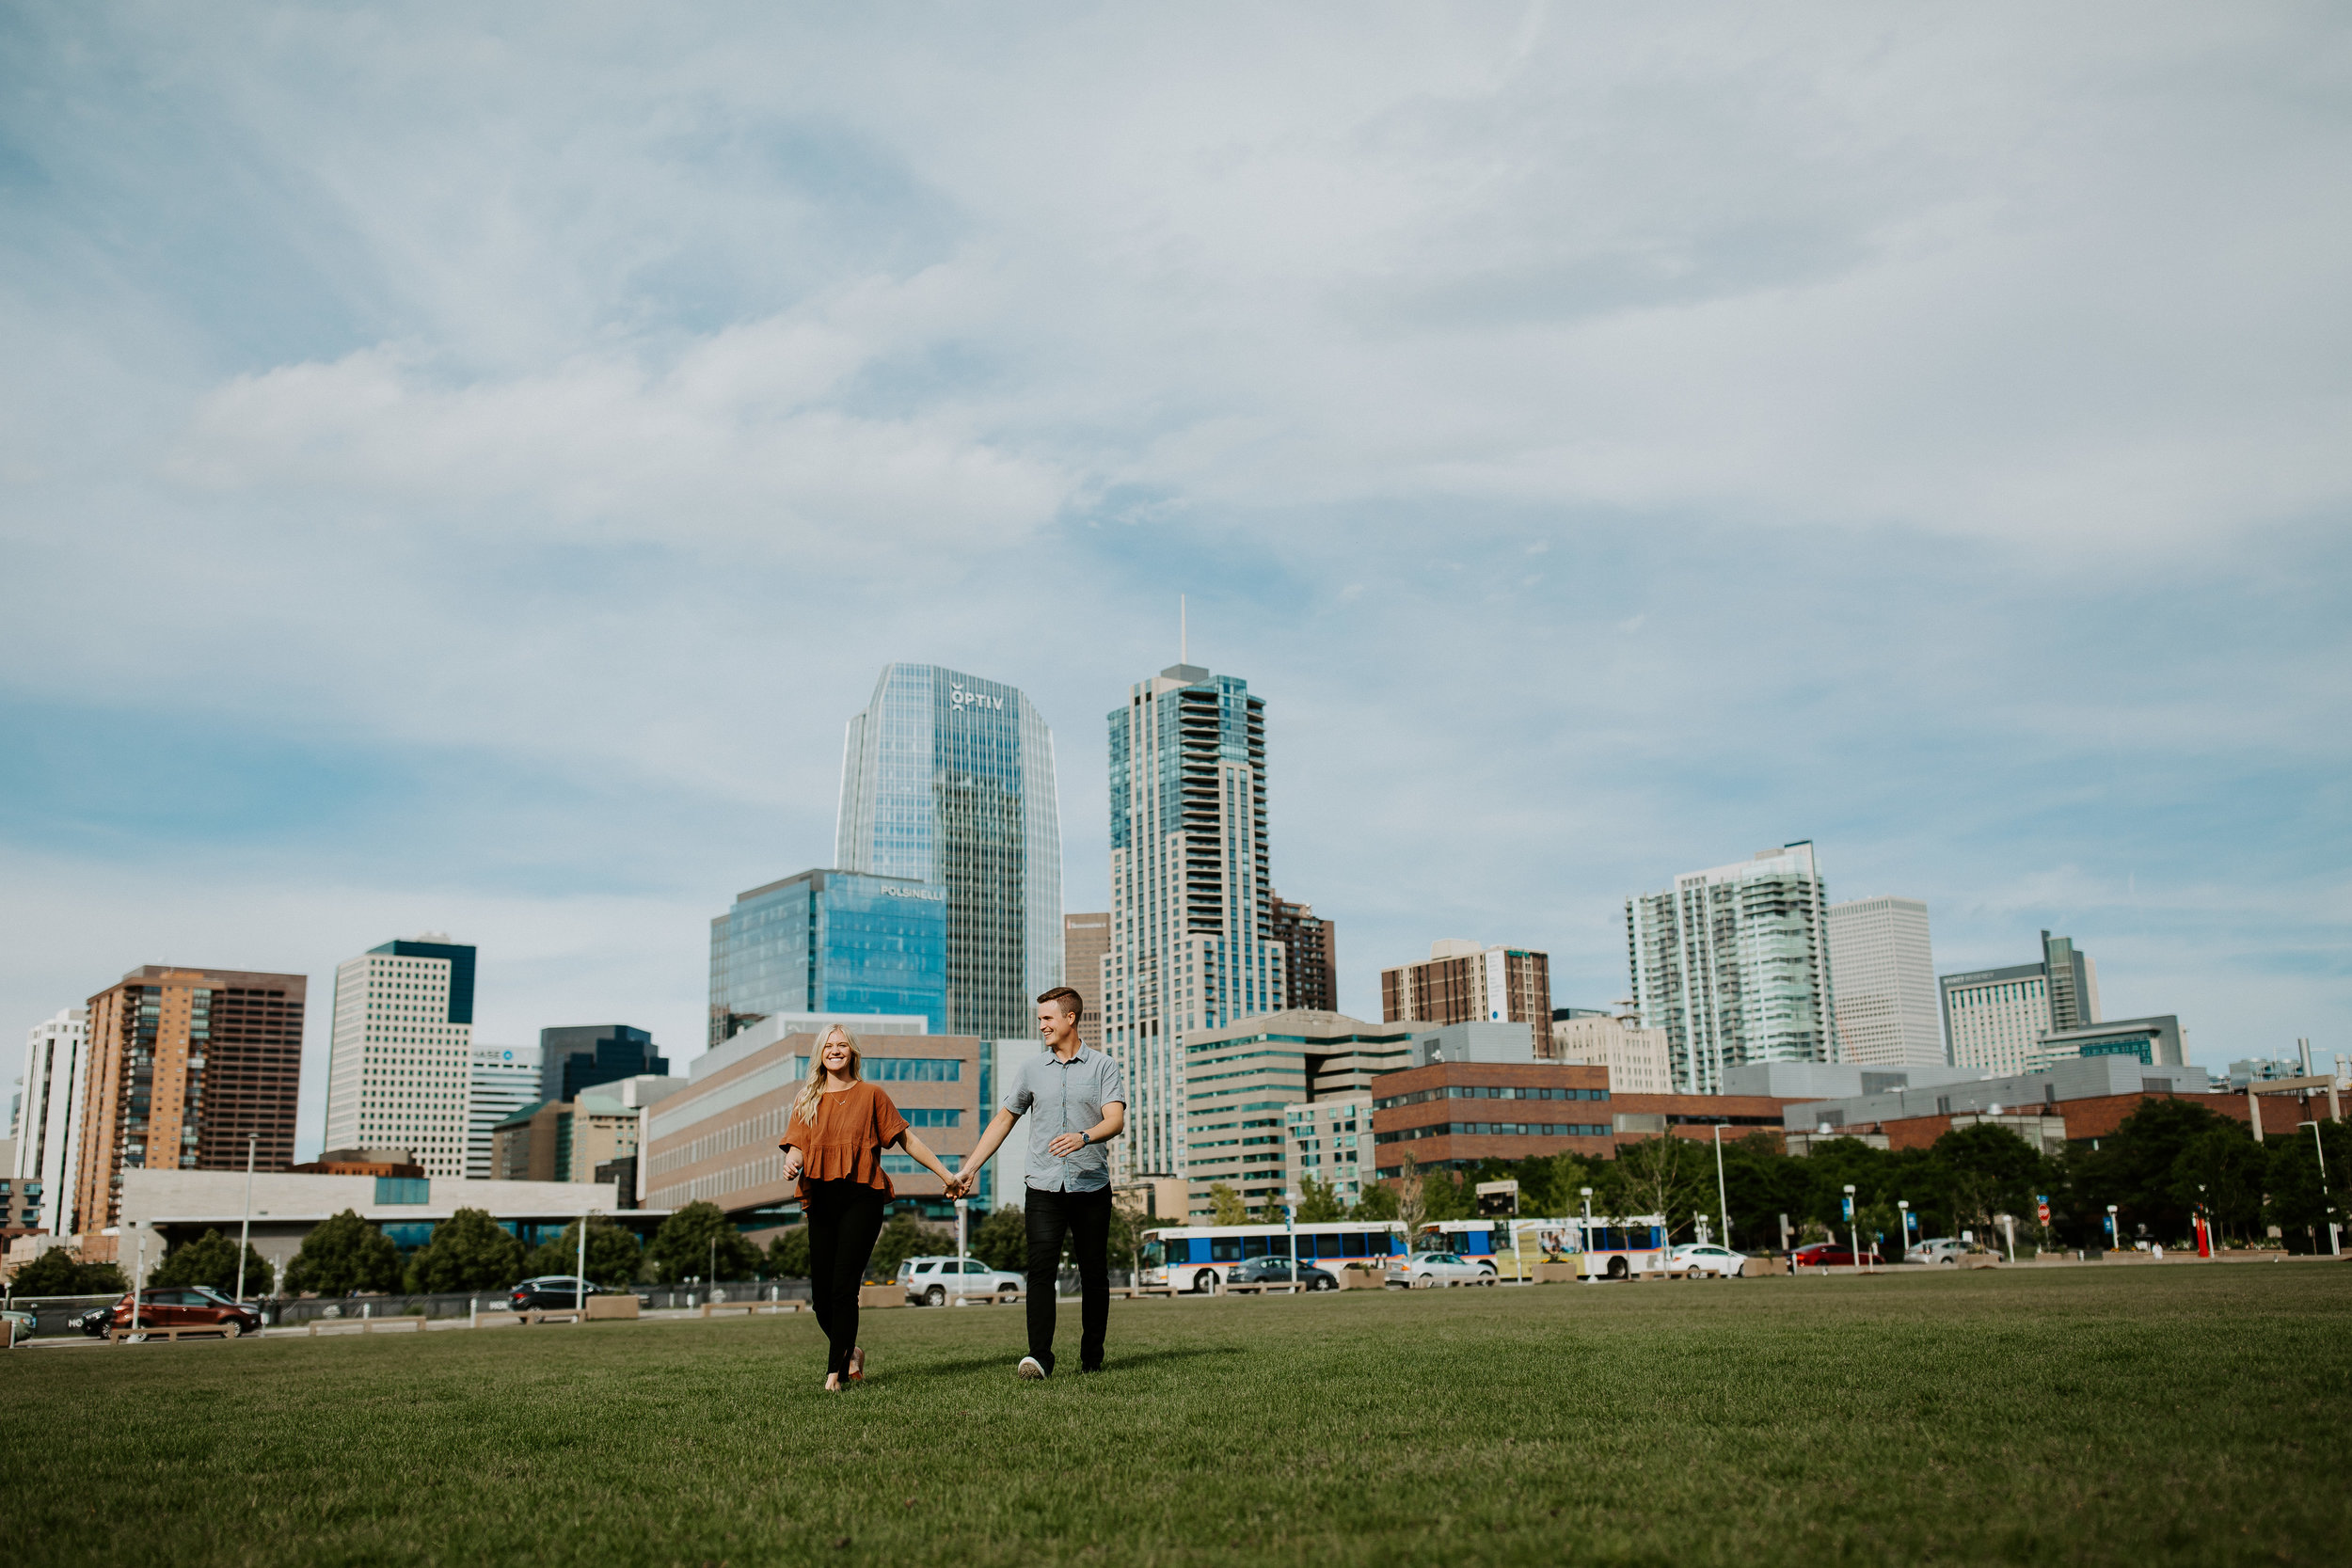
[955,986,1126,1378]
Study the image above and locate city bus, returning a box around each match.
[1417,1214,1671,1280]
[1139,1221,1407,1293]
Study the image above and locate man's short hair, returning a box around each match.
[1037,986,1084,1019]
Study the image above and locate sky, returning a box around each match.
[3,4,2347,1158]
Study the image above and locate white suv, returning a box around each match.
[898,1256,1024,1306]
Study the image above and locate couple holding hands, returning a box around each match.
[777,986,1127,1391]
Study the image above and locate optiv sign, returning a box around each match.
[949,681,1005,712]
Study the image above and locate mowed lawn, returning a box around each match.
[7,1266,2349,1567]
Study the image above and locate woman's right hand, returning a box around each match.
[781,1147,803,1181]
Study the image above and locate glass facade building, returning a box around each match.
[835,664,1062,1044]
[707,868,949,1046]
[539,1024,668,1105]
[1627,842,1836,1094]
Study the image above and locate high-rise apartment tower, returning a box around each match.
[1063,912,1111,1052]
[1104,663,1282,1180]
[13,1008,87,1235]
[836,664,1064,1042]
[1627,842,1836,1093]
[322,936,475,1179]
[1270,895,1338,1015]
[75,966,305,1235]
[1825,896,1943,1069]
[1382,940,1551,1039]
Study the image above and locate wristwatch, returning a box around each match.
[1077,1131,1090,1148]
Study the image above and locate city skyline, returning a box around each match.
[4,9,2345,1157]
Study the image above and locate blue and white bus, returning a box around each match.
[1140,1222,1407,1293]
[1417,1215,1671,1280]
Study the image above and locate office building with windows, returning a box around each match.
[1062,912,1110,1051]
[1179,1009,1412,1218]
[1627,842,1836,1094]
[1104,662,1284,1184]
[539,1024,669,1105]
[323,936,474,1180]
[835,663,1063,1044]
[708,868,948,1048]
[12,1009,87,1235]
[1549,1006,1673,1094]
[643,1027,982,1228]
[1381,940,1551,1043]
[1270,895,1339,1015]
[1826,896,1944,1069]
[1940,930,2101,1077]
[75,966,306,1239]
[466,1045,542,1180]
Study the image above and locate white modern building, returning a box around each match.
[1285,1092,1374,1206]
[322,935,478,1180]
[465,1044,542,1179]
[1825,896,1944,1069]
[1627,842,1837,1094]
[1549,1006,1673,1094]
[835,663,1064,1044]
[1941,931,2101,1077]
[11,1008,87,1236]
[1104,662,1284,1183]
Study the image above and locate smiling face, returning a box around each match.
[820,1030,855,1077]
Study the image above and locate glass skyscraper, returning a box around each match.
[1104,662,1282,1181]
[1627,841,1836,1094]
[835,664,1062,1043]
[707,867,949,1046]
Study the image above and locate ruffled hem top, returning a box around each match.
[781,1078,910,1197]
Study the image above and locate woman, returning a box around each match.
[779,1025,961,1391]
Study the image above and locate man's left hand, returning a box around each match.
[1048,1132,1088,1159]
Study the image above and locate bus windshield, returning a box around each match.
[1138,1241,1165,1269]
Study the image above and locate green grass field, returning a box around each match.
[7,1266,2348,1567]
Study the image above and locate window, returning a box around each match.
[867,1058,962,1083]
[374,1177,430,1205]
[901,1107,961,1127]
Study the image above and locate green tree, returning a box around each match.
[1295,1176,1346,1223]
[2067,1098,2241,1245]
[971,1205,1028,1272]
[1210,1183,1249,1225]
[1419,1165,1473,1224]
[1604,1136,1712,1239]
[2264,1121,2350,1248]
[8,1246,126,1296]
[646,1200,762,1283]
[866,1212,951,1283]
[151,1228,276,1296]
[767,1226,812,1279]
[283,1210,401,1296]
[1717,1133,1811,1250]
[399,1208,528,1292]
[521,1216,642,1286]
[2169,1129,2266,1244]
[1350,1181,1400,1222]
[1930,1124,2046,1239]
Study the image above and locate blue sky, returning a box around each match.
[3,5,2347,1155]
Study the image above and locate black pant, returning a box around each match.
[803,1180,887,1378]
[1025,1184,1112,1373]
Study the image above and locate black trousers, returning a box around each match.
[803,1179,887,1378]
[1025,1184,1112,1373]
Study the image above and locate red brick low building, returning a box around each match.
[1369,1062,1804,1179]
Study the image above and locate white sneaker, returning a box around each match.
[1016,1355,1048,1380]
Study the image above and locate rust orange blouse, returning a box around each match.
[780,1079,910,1197]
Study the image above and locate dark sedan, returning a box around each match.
[1228,1256,1339,1291]
[511,1275,599,1311]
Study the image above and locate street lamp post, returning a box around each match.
[235,1132,258,1305]
[1898,1200,1911,1263]
[1580,1187,1595,1284]
[1711,1124,1731,1254]
[955,1196,971,1293]
[2106,1204,2120,1251]
[1285,1190,1299,1292]
[578,1209,598,1312]
[1843,1184,1860,1272]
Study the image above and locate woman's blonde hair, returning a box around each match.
[791,1024,862,1123]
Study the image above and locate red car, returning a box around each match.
[1791,1242,1883,1268]
[110,1287,263,1338]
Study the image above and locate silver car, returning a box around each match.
[1668,1243,1748,1278]
[898,1256,1024,1307]
[1386,1251,1495,1288]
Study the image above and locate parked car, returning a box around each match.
[3,1307,35,1346]
[73,1304,114,1337]
[1386,1251,1495,1288]
[1227,1256,1339,1291]
[511,1275,603,1311]
[109,1286,262,1338]
[1668,1243,1749,1278]
[1905,1238,1966,1265]
[1791,1242,1883,1269]
[898,1256,1024,1306]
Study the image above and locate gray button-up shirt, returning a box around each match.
[1004,1043,1128,1193]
